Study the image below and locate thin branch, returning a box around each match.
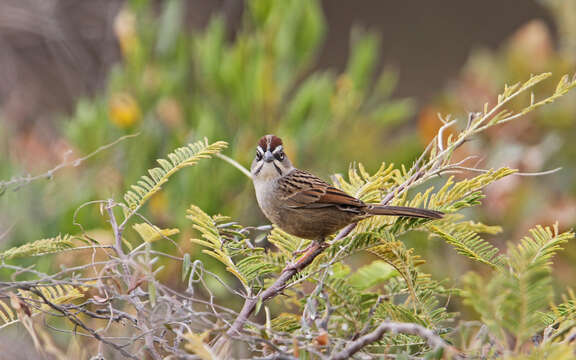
[29,287,139,360]
[217,153,252,178]
[106,199,125,259]
[1,133,139,191]
[450,166,562,177]
[329,321,453,360]
[226,242,327,337]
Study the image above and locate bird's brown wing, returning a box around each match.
[278,169,364,210]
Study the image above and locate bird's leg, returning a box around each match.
[292,241,315,257]
[285,240,328,272]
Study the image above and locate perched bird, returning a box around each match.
[251,134,443,244]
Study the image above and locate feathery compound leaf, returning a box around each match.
[463,224,574,347]
[333,162,400,202]
[235,250,277,283]
[349,260,398,290]
[507,224,573,275]
[369,235,424,305]
[0,235,75,260]
[0,299,15,325]
[374,301,428,326]
[430,225,504,269]
[267,226,309,256]
[186,205,248,288]
[1,285,86,328]
[426,168,516,212]
[123,139,228,213]
[540,298,576,326]
[271,313,301,332]
[541,288,576,326]
[132,223,180,243]
[184,331,215,360]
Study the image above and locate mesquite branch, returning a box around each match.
[330,321,453,360]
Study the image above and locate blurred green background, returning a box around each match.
[1,0,575,308]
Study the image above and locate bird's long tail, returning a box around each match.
[367,205,443,219]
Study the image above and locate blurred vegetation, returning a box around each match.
[418,0,576,285]
[1,0,576,358]
[60,0,415,234]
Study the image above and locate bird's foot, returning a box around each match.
[285,241,329,272]
[292,242,315,257]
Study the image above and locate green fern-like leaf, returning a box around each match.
[541,299,576,326]
[0,235,75,260]
[0,299,16,326]
[507,224,573,275]
[333,162,401,203]
[123,139,227,213]
[540,288,576,326]
[235,250,277,283]
[0,285,86,328]
[20,285,86,311]
[271,313,301,332]
[505,225,573,344]
[430,225,504,269]
[320,272,381,333]
[374,301,428,326]
[369,232,424,295]
[349,260,398,290]
[463,224,574,348]
[267,226,309,256]
[425,168,516,212]
[186,205,248,288]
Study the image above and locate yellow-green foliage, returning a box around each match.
[0,285,86,328]
[132,222,180,243]
[123,139,228,213]
[0,235,75,260]
[462,224,574,350]
[187,205,248,287]
[541,289,576,326]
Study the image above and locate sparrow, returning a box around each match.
[251,135,443,243]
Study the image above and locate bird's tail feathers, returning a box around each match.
[368,205,443,219]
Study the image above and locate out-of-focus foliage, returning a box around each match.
[419,1,576,235]
[62,0,415,232]
[0,0,415,251]
[415,0,576,298]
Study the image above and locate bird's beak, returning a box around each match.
[263,151,274,163]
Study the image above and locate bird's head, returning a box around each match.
[251,134,294,180]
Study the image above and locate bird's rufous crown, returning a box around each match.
[258,134,283,152]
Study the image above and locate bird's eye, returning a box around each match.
[256,151,263,161]
[276,152,285,161]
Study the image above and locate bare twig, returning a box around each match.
[226,243,327,337]
[217,153,252,178]
[1,133,139,191]
[29,287,139,360]
[330,321,452,360]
